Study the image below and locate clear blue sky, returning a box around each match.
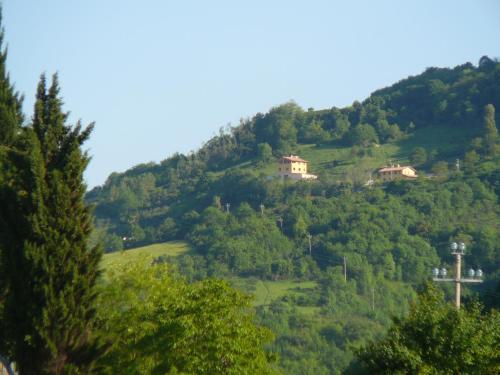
[4,0,500,188]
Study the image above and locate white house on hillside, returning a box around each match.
[378,165,418,180]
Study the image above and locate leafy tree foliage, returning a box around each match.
[299,119,332,144]
[97,258,278,374]
[350,124,379,147]
[463,150,480,171]
[355,284,500,374]
[430,160,448,178]
[188,204,298,279]
[410,147,427,166]
[483,104,498,157]
[257,142,273,163]
[255,102,300,154]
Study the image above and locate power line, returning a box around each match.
[306,252,344,265]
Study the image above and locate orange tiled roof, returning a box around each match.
[378,166,416,173]
[281,155,308,163]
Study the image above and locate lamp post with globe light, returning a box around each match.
[432,242,483,309]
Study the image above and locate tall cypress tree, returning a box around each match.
[0,9,23,146]
[0,6,24,363]
[0,74,103,374]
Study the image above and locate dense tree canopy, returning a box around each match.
[354,284,500,374]
[97,258,278,374]
[483,104,498,157]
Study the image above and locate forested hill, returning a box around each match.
[87,56,500,252]
[88,57,499,374]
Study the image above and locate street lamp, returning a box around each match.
[440,267,447,278]
[432,242,483,309]
[432,267,439,278]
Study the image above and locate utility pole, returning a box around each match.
[455,245,462,308]
[225,202,230,213]
[456,158,460,171]
[277,217,283,232]
[307,233,312,255]
[432,242,483,309]
[260,203,265,215]
[343,256,347,282]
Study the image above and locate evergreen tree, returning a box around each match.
[0,74,103,374]
[0,10,23,146]
[483,104,498,157]
[0,7,25,362]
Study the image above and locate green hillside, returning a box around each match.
[86,58,500,374]
[87,59,499,252]
[232,122,479,182]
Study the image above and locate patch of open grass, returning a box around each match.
[230,277,317,310]
[296,306,322,315]
[101,241,191,270]
[254,280,317,306]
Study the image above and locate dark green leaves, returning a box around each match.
[356,284,500,374]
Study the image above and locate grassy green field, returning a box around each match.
[230,277,319,314]
[101,241,191,270]
[253,279,317,306]
[102,244,320,315]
